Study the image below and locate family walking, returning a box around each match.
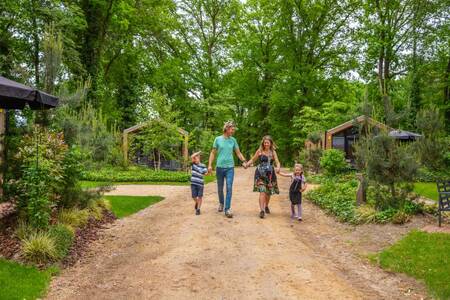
[190,121,307,220]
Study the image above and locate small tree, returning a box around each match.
[355,133,418,209]
[320,149,347,175]
[415,107,447,170]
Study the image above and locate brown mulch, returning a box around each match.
[0,213,21,259]
[0,209,116,268]
[62,210,116,268]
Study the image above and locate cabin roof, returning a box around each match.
[326,115,391,135]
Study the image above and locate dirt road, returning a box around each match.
[47,168,427,300]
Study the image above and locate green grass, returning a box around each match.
[378,230,450,299]
[0,259,58,300]
[81,175,215,189]
[104,195,164,218]
[414,182,438,201]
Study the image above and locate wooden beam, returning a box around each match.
[0,109,5,198]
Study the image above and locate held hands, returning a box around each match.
[275,167,281,174]
[207,165,213,174]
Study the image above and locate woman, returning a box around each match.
[245,136,281,218]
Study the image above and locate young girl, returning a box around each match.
[245,136,281,219]
[278,164,307,221]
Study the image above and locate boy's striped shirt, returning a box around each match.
[191,163,208,186]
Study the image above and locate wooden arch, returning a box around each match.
[122,122,189,168]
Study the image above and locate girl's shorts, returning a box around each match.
[191,184,204,198]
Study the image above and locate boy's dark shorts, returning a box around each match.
[191,184,204,198]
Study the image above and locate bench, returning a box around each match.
[437,180,450,227]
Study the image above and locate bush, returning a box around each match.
[416,167,450,182]
[319,149,347,175]
[306,178,358,223]
[307,174,421,224]
[16,221,37,241]
[82,166,190,182]
[22,232,58,264]
[57,208,90,228]
[48,224,74,259]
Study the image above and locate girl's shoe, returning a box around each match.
[196,209,201,215]
[265,206,270,214]
[218,203,224,212]
[298,217,303,222]
[225,209,233,218]
[259,211,265,219]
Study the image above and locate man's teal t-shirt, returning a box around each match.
[213,135,239,168]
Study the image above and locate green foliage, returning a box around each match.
[22,232,58,264]
[48,224,75,259]
[306,179,359,223]
[57,208,90,229]
[415,167,450,183]
[306,174,423,224]
[82,166,190,183]
[378,230,450,299]
[355,133,418,208]
[105,195,164,218]
[415,107,448,170]
[0,258,56,300]
[319,149,348,175]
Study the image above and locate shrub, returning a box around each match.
[16,221,37,241]
[19,167,52,230]
[82,166,190,182]
[392,211,411,225]
[355,205,377,224]
[306,178,358,223]
[319,149,347,175]
[22,232,58,264]
[48,224,74,259]
[57,209,90,228]
[87,200,104,220]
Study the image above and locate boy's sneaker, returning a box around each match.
[196,209,201,215]
[225,209,233,218]
[265,206,271,214]
[259,211,265,219]
[218,203,224,212]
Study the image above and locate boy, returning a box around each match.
[191,151,208,215]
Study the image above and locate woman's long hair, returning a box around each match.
[259,135,277,152]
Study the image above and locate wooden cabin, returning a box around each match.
[305,116,420,161]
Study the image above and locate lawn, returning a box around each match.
[378,230,450,299]
[0,259,57,300]
[414,182,438,201]
[104,195,164,218]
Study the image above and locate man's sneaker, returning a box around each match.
[265,206,271,214]
[196,209,201,215]
[259,211,265,219]
[225,209,233,218]
[218,203,224,212]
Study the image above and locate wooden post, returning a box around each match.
[0,109,5,198]
[122,131,128,165]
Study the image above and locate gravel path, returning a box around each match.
[47,168,427,300]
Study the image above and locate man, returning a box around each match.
[208,121,247,218]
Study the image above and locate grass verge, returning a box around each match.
[0,259,58,300]
[377,230,450,299]
[414,182,438,201]
[104,195,164,218]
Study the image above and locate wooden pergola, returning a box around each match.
[122,122,189,168]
